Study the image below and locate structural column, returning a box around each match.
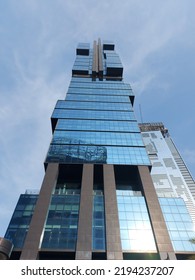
[103,164,123,260]
[98,38,103,78]
[0,237,13,260]
[76,164,93,259]
[20,163,59,260]
[138,166,176,260]
[92,41,98,77]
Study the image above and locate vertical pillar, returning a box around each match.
[138,166,176,260]
[76,164,93,259]
[92,41,98,78]
[0,237,13,260]
[98,38,103,78]
[20,163,59,260]
[103,164,123,260]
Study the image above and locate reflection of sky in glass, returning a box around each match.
[41,194,80,249]
[55,100,132,111]
[52,131,144,146]
[159,198,195,252]
[46,144,150,165]
[52,108,136,121]
[117,191,157,252]
[47,144,107,164]
[47,73,151,166]
[4,194,38,248]
[56,119,140,133]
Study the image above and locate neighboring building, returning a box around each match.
[2,40,195,260]
[140,123,195,258]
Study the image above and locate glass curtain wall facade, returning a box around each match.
[4,192,38,257]
[3,40,195,260]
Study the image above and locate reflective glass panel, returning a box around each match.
[56,119,139,133]
[92,194,106,250]
[159,197,195,252]
[41,194,80,249]
[52,130,144,147]
[116,191,157,252]
[46,145,150,165]
[4,194,38,248]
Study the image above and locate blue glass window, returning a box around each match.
[4,194,38,248]
[56,119,139,133]
[117,191,156,252]
[52,130,144,147]
[68,87,133,96]
[159,197,195,252]
[66,94,130,103]
[41,194,80,249]
[92,194,106,250]
[55,100,132,111]
[46,145,150,165]
[69,81,131,90]
[52,109,136,121]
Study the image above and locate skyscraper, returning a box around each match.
[140,123,195,259]
[1,40,195,260]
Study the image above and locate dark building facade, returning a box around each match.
[2,40,195,260]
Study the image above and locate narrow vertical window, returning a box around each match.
[92,165,106,250]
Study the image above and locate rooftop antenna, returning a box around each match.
[139,104,144,123]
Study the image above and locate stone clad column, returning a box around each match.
[98,38,103,78]
[103,164,123,260]
[0,237,13,259]
[76,164,93,259]
[20,163,59,260]
[92,41,98,77]
[138,166,176,260]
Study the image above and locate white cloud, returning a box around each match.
[0,26,68,235]
[131,73,156,96]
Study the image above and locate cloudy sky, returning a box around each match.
[0,0,195,237]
